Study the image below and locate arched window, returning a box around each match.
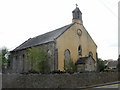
[64,49,71,69]
[15,56,18,60]
[47,49,52,56]
[23,54,25,59]
[89,51,93,57]
[78,45,82,56]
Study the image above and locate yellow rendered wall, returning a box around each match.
[56,23,97,71]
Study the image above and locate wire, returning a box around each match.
[97,0,118,18]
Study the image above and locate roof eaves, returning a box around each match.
[13,38,31,51]
[13,40,55,52]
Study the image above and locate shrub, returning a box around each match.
[64,58,76,72]
[97,58,106,72]
[26,47,50,73]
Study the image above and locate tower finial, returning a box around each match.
[72,4,83,24]
[76,4,78,8]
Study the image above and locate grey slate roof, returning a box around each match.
[13,23,75,51]
[72,7,82,14]
[107,61,118,67]
[75,56,95,65]
[75,57,89,64]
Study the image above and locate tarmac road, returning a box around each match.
[94,83,120,88]
[81,81,120,90]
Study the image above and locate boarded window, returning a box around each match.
[64,49,71,69]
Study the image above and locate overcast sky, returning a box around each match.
[0,0,119,60]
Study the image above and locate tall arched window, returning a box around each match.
[78,45,82,56]
[64,49,71,69]
[23,54,25,59]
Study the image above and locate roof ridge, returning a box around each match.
[33,23,74,39]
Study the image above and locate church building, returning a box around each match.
[11,6,97,73]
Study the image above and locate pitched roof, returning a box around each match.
[75,56,95,65]
[75,57,89,64]
[13,23,75,51]
[72,7,82,14]
[107,61,118,67]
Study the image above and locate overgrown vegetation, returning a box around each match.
[26,47,50,73]
[97,58,106,72]
[0,47,11,70]
[64,58,76,72]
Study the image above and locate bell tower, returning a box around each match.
[72,4,83,24]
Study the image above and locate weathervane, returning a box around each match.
[76,4,78,8]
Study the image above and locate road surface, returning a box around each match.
[95,83,119,88]
[85,83,120,90]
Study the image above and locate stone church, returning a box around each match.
[11,6,97,73]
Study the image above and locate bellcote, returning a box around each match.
[72,5,83,24]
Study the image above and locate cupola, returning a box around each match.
[72,4,83,24]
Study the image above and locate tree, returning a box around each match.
[0,47,11,69]
[97,58,106,72]
[26,47,50,73]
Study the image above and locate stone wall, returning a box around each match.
[2,72,118,88]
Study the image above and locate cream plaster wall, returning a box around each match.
[56,23,97,70]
